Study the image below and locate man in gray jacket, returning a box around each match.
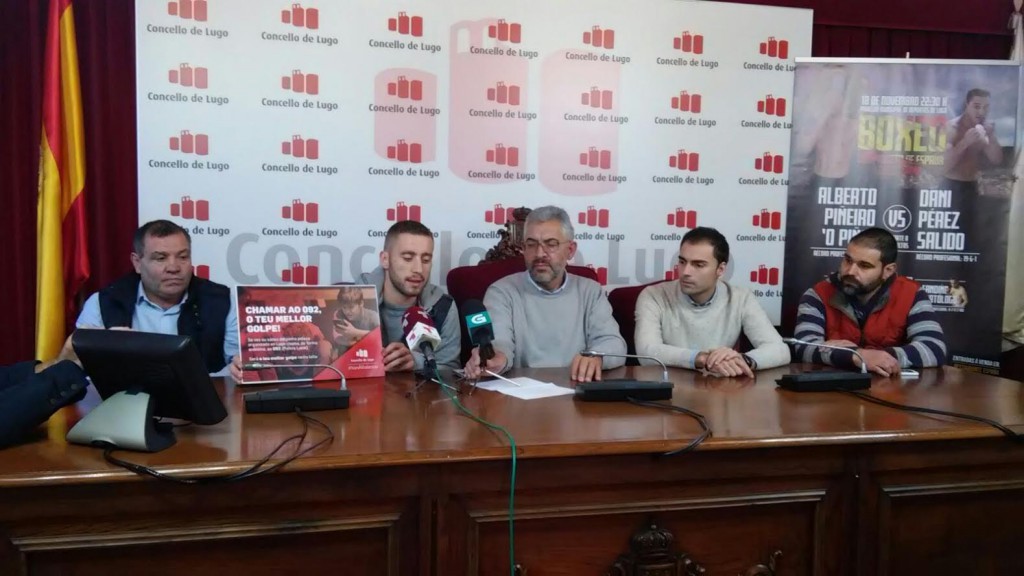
[359,220,461,372]
[463,206,626,382]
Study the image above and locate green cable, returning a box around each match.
[434,367,518,576]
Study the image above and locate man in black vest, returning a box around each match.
[76,220,237,373]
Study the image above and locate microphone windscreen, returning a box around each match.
[401,306,433,338]
[461,299,494,345]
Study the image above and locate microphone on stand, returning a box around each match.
[778,338,871,392]
[240,362,350,413]
[580,350,670,382]
[574,350,673,402]
[782,337,867,373]
[402,306,442,372]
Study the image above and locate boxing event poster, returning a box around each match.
[783,59,1020,373]
[236,285,384,383]
[136,0,811,324]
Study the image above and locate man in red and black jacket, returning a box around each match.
[793,227,947,376]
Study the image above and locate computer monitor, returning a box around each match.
[67,329,228,452]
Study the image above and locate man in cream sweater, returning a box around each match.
[463,206,626,382]
[635,227,789,377]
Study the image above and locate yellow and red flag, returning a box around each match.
[36,0,89,361]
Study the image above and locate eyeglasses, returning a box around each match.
[523,238,568,253]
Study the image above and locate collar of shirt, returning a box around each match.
[683,284,717,308]
[526,271,570,295]
[135,282,188,313]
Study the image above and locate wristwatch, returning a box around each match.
[741,354,756,370]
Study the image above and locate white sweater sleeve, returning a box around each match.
[483,281,516,373]
[740,292,791,369]
[582,283,627,369]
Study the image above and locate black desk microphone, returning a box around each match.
[778,338,871,392]
[574,351,673,402]
[241,363,350,413]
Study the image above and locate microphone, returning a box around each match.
[243,362,347,390]
[402,306,441,370]
[575,350,673,402]
[778,338,871,392]
[461,299,495,364]
[241,362,350,413]
[782,337,867,373]
[580,350,670,382]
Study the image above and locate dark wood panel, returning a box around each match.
[2,469,423,576]
[440,448,851,576]
[880,483,1024,576]
[22,528,394,576]
[471,504,813,576]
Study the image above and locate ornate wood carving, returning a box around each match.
[484,207,531,261]
[741,550,782,576]
[606,523,706,576]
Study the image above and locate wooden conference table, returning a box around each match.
[2,365,1023,576]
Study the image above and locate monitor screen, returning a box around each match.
[73,329,227,425]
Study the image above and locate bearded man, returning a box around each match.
[357,220,460,372]
[792,227,947,376]
[462,206,626,383]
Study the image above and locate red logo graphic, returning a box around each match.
[388,76,423,101]
[282,200,319,223]
[579,147,612,169]
[387,12,423,37]
[169,196,210,221]
[282,135,319,159]
[488,19,522,43]
[167,0,208,22]
[485,204,515,225]
[664,268,680,281]
[670,91,701,113]
[582,26,615,49]
[751,209,782,230]
[386,202,422,222]
[668,150,699,171]
[485,144,519,167]
[168,64,208,89]
[758,37,789,59]
[282,263,320,285]
[281,70,319,95]
[756,94,787,117]
[486,82,521,105]
[666,208,697,229]
[168,130,209,156]
[581,87,613,110]
[587,265,609,286]
[754,152,785,174]
[281,3,319,30]
[194,264,210,279]
[672,31,703,54]
[577,206,609,228]
[749,265,780,285]
[386,140,423,163]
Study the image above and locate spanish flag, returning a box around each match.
[36,0,89,361]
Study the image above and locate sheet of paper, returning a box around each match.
[501,384,575,400]
[474,377,575,399]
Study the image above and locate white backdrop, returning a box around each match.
[136,0,812,323]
